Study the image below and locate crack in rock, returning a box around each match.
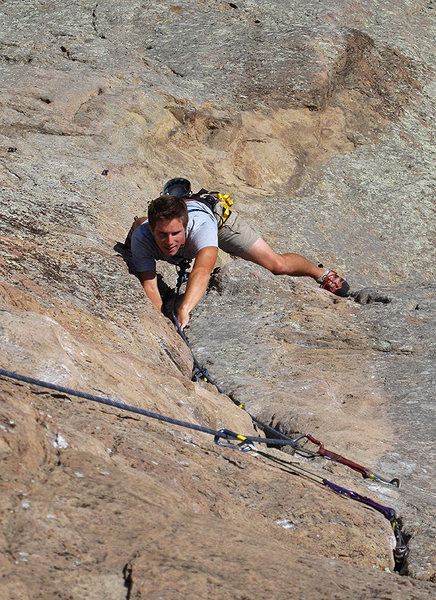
[92,4,106,40]
[122,563,133,600]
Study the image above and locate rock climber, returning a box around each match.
[129,178,350,330]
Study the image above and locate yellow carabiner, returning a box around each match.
[216,192,233,230]
[217,192,233,208]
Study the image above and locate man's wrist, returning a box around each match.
[178,302,190,315]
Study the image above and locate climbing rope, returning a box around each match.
[171,261,400,488]
[0,368,320,450]
[0,367,408,571]
[171,260,222,388]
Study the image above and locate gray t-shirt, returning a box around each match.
[131,200,218,272]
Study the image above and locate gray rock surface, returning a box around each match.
[355,284,436,580]
[0,0,435,597]
[189,262,436,580]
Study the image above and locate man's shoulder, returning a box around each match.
[185,199,210,208]
[131,221,156,254]
[184,203,218,252]
[132,220,152,241]
[185,200,215,219]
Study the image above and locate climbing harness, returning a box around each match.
[0,367,409,572]
[172,261,401,488]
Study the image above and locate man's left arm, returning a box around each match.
[176,246,218,330]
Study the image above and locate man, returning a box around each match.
[131,178,350,330]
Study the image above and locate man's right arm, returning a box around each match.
[138,270,163,312]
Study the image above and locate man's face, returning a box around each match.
[151,217,186,256]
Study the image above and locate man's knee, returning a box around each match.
[256,252,287,275]
[267,256,288,275]
[242,240,287,274]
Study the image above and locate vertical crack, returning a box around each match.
[123,563,133,600]
[393,520,411,576]
[92,4,106,39]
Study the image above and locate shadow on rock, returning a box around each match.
[352,288,392,305]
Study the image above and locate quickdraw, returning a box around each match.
[294,433,400,487]
[249,447,408,573]
[322,480,409,570]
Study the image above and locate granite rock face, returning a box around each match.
[0,1,435,598]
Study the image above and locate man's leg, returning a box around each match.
[241,238,324,279]
[217,210,350,296]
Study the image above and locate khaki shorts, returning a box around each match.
[215,204,261,257]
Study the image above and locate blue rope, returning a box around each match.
[0,368,301,449]
[0,368,219,435]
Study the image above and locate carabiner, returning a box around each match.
[214,429,254,452]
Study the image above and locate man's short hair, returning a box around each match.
[148,195,188,231]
